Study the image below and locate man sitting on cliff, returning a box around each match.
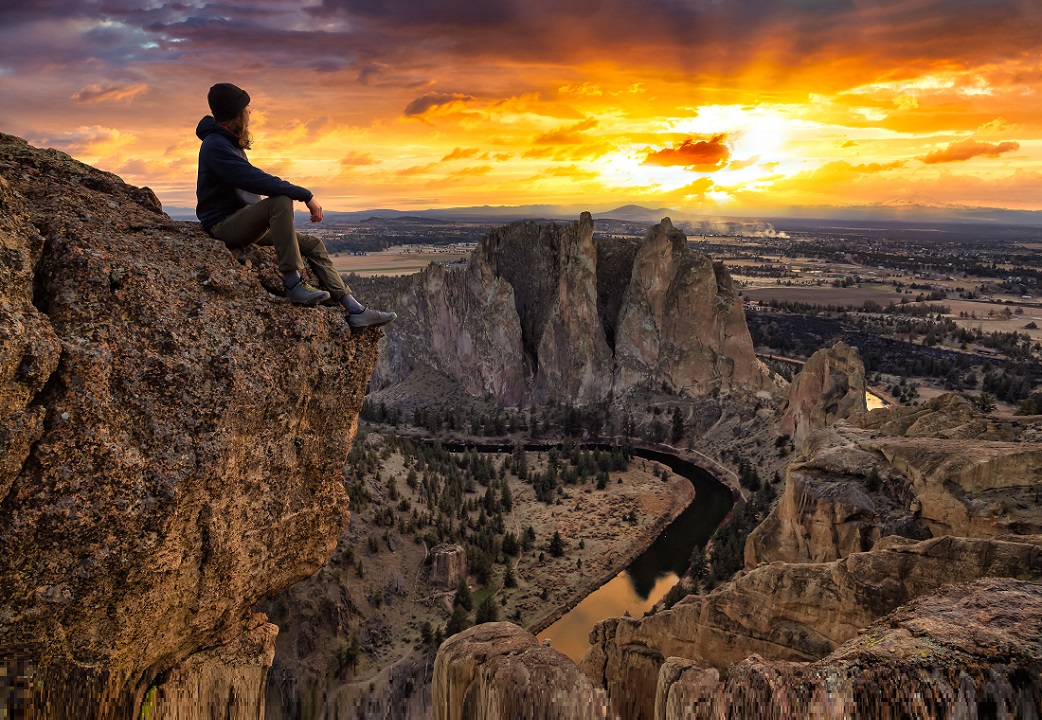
[195,83,396,327]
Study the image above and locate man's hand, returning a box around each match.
[306,197,324,223]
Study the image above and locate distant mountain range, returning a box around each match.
[163,201,1042,227]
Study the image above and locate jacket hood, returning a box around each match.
[195,115,236,142]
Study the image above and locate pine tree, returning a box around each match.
[446,605,470,636]
[671,407,684,445]
[453,579,473,611]
[475,594,499,624]
[549,530,565,557]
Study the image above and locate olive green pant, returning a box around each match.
[212,195,351,300]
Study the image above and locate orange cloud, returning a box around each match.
[534,118,598,145]
[70,83,148,103]
[441,147,481,161]
[919,138,1020,164]
[403,92,474,117]
[643,135,731,171]
[340,151,379,166]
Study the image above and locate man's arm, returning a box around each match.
[205,138,313,203]
[306,197,323,223]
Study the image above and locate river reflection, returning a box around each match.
[537,571,679,662]
[866,390,887,410]
[536,449,733,663]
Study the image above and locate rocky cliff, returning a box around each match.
[360,215,768,406]
[582,533,1042,717]
[748,394,1042,567]
[433,578,1042,720]
[654,579,1042,719]
[0,134,380,717]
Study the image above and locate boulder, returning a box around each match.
[0,134,380,717]
[433,623,612,720]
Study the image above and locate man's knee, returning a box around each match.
[297,232,318,251]
[268,195,294,215]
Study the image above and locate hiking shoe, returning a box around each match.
[348,307,397,329]
[285,278,330,306]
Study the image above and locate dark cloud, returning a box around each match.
[643,136,731,171]
[403,92,474,116]
[919,138,1020,164]
[357,61,388,85]
[314,0,517,27]
[1,0,1040,98]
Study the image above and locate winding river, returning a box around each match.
[440,441,735,664]
[535,446,734,662]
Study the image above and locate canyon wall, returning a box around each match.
[363,215,769,406]
[0,134,379,718]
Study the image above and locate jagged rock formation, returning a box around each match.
[612,219,765,397]
[778,341,866,446]
[429,544,469,590]
[0,134,380,717]
[361,215,768,406]
[582,533,1042,719]
[433,623,612,720]
[654,579,1042,719]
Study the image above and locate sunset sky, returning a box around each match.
[2,0,1041,216]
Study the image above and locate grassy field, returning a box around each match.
[332,247,470,277]
[942,298,1042,343]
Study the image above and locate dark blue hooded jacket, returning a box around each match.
[195,116,313,230]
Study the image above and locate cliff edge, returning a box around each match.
[0,134,380,717]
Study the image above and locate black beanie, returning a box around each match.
[207,83,251,121]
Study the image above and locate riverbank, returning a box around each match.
[373,424,744,499]
[525,474,695,636]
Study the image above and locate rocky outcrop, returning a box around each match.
[582,535,1042,719]
[433,623,612,720]
[0,134,380,717]
[748,398,1042,568]
[779,341,866,447]
[430,544,469,590]
[859,391,1026,440]
[361,215,768,406]
[654,579,1042,719]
